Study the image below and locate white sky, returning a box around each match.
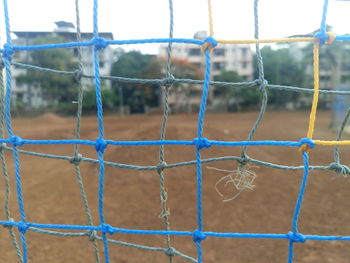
[1,0,350,54]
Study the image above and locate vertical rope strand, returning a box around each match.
[74,0,100,262]
[287,239,295,263]
[158,0,174,261]
[3,0,28,262]
[306,42,320,139]
[254,0,264,81]
[194,48,212,263]
[291,152,310,235]
[197,50,211,140]
[0,61,23,263]
[241,0,268,158]
[3,0,13,137]
[320,0,329,36]
[165,0,174,78]
[287,151,310,263]
[207,0,214,36]
[92,0,109,262]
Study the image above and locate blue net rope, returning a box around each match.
[1,0,350,262]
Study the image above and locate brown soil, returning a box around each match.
[1,111,350,263]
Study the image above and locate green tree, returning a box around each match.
[111,51,202,113]
[17,34,78,110]
[258,45,304,108]
[110,51,155,113]
[161,58,202,113]
[82,85,118,112]
[214,71,258,111]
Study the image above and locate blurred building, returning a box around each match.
[158,31,254,112]
[11,21,114,109]
[159,31,253,79]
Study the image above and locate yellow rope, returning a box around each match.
[306,42,320,139]
[314,140,350,146]
[217,37,315,45]
[298,41,320,153]
[217,32,348,149]
[217,32,337,45]
[208,0,214,36]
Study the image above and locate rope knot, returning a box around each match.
[193,230,206,243]
[201,37,217,52]
[10,136,24,147]
[93,37,108,50]
[239,154,249,165]
[70,153,83,166]
[256,79,268,91]
[329,162,350,177]
[95,138,107,153]
[314,31,336,45]
[287,232,306,243]
[74,69,83,83]
[165,247,175,257]
[86,230,98,241]
[193,137,211,150]
[3,43,14,61]
[18,221,29,234]
[156,161,167,174]
[159,209,170,218]
[162,74,175,87]
[100,223,115,235]
[298,138,315,153]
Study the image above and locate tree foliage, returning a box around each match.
[17,34,78,108]
[82,85,118,112]
[111,51,202,113]
[258,45,304,108]
[214,70,260,110]
[110,51,155,113]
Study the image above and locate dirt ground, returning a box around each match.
[1,110,350,263]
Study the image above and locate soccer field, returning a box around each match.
[1,111,350,262]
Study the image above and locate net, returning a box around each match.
[1,0,350,262]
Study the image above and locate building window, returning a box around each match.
[16,93,24,102]
[241,62,248,69]
[188,48,201,56]
[320,76,330,81]
[213,88,223,97]
[99,61,105,68]
[213,62,226,71]
[241,48,248,58]
[213,48,225,56]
